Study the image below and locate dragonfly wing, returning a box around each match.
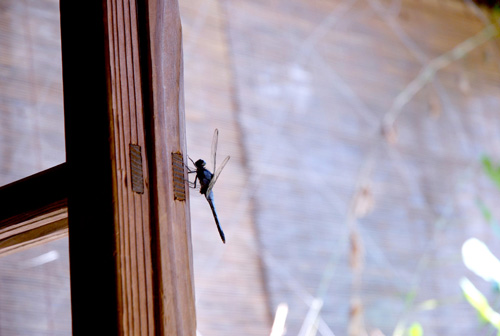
[206,155,230,196]
[211,128,219,174]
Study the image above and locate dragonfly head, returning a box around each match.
[194,159,206,168]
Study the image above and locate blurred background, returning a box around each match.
[2,0,500,335]
[182,0,500,335]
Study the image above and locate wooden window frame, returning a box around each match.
[0,164,68,256]
[0,0,195,335]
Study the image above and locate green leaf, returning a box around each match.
[460,278,500,329]
[493,4,500,19]
[404,289,417,307]
[477,199,493,222]
[408,323,423,336]
[476,200,500,238]
[481,156,500,190]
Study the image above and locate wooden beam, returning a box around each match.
[0,163,68,256]
[143,0,196,334]
[60,0,120,334]
[0,207,67,257]
[61,0,195,335]
[0,163,67,225]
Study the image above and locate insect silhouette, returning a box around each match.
[188,129,230,243]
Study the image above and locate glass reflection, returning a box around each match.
[0,238,71,335]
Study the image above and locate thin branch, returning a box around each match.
[383,23,499,130]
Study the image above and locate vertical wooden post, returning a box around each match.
[61,0,195,335]
[140,1,197,335]
[143,1,196,334]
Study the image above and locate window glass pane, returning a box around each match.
[0,0,65,186]
[0,238,71,335]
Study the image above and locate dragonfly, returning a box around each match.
[188,129,230,243]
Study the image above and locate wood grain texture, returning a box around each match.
[0,163,67,226]
[62,0,194,334]
[0,207,67,257]
[144,0,196,334]
[0,164,68,257]
[106,0,155,333]
[108,0,195,333]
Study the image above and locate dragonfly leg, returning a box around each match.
[186,175,198,189]
[185,161,198,188]
[188,156,197,168]
[186,164,196,173]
